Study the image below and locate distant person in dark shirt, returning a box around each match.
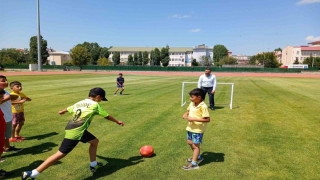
[114,73,125,96]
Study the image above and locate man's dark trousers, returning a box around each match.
[201,87,214,108]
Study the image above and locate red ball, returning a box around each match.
[140,145,154,157]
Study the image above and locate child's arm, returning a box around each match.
[105,115,124,126]
[11,98,27,104]
[187,116,210,122]
[26,97,32,101]
[58,108,68,115]
[0,94,13,104]
[182,111,189,119]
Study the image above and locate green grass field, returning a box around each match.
[2,73,320,179]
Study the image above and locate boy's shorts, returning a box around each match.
[187,131,204,144]
[5,121,12,139]
[117,84,124,88]
[12,112,25,125]
[59,130,96,154]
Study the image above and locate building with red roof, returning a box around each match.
[281,41,320,65]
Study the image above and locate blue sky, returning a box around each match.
[0,0,319,55]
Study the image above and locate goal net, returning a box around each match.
[181,82,234,109]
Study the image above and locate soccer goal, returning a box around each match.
[181,82,234,109]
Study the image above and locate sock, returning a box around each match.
[191,161,197,166]
[31,169,40,178]
[90,161,97,167]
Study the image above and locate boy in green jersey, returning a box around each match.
[22,88,124,180]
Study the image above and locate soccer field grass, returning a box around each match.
[2,73,320,179]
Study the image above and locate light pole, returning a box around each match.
[312,54,314,67]
[37,0,42,71]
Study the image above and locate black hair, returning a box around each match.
[205,68,211,72]
[189,88,205,100]
[0,89,5,95]
[0,75,7,80]
[10,81,22,87]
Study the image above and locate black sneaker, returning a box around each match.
[22,171,34,180]
[210,106,215,111]
[182,163,199,170]
[3,146,23,153]
[120,92,122,95]
[0,169,13,177]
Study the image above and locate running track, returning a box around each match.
[1,71,320,78]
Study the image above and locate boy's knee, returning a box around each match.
[187,140,193,145]
[90,138,99,146]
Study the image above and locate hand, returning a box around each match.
[20,99,27,103]
[211,90,215,94]
[117,121,124,126]
[187,117,194,122]
[182,114,188,119]
[58,110,66,115]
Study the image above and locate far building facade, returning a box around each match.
[281,41,320,65]
[47,51,71,65]
[108,44,222,67]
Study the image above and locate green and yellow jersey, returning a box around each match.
[65,99,109,140]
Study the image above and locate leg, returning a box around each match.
[208,87,214,108]
[201,87,208,101]
[11,124,17,139]
[192,143,200,162]
[120,87,125,94]
[15,122,24,137]
[36,151,67,173]
[88,138,99,162]
[114,88,120,94]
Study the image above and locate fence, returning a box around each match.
[2,64,319,73]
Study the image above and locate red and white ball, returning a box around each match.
[140,145,154,157]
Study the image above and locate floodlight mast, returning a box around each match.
[37,0,42,71]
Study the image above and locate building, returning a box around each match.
[231,55,251,64]
[108,44,216,67]
[47,51,71,65]
[281,41,320,65]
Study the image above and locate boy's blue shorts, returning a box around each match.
[187,131,204,144]
[117,84,124,88]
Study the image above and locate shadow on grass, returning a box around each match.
[83,155,143,180]
[213,106,225,110]
[7,160,62,179]
[200,151,225,166]
[3,142,58,158]
[25,132,59,140]
[120,93,130,95]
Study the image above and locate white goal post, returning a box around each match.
[181,82,234,109]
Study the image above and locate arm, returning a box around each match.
[212,75,217,94]
[182,111,189,119]
[187,116,210,122]
[0,94,11,104]
[105,115,124,126]
[58,108,68,115]
[11,98,26,104]
[26,97,32,101]
[197,76,202,88]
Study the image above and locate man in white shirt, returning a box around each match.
[197,68,216,110]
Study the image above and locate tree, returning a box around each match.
[143,51,149,65]
[191,59,199,66]
[133,52,138,65]
[212,44,228,64]
[97,57,112,66]
[100,47,110,59]
[274,48,282,52]
[154,48,161,65]
[70,46,91,66]
[303,55,320,67]
[127,54,134,65]
[249,52,280,68]
[161,45,170,67]
[112,51,121,65]
[29,36,49,64]
[293,57,300,64]
[0,48,31,65]
[150,50,155,66]
[219,56,238,65]
[138,51,143,65]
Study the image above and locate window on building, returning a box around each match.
[297,51,299,55]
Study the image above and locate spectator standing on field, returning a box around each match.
[197,68,216,111]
